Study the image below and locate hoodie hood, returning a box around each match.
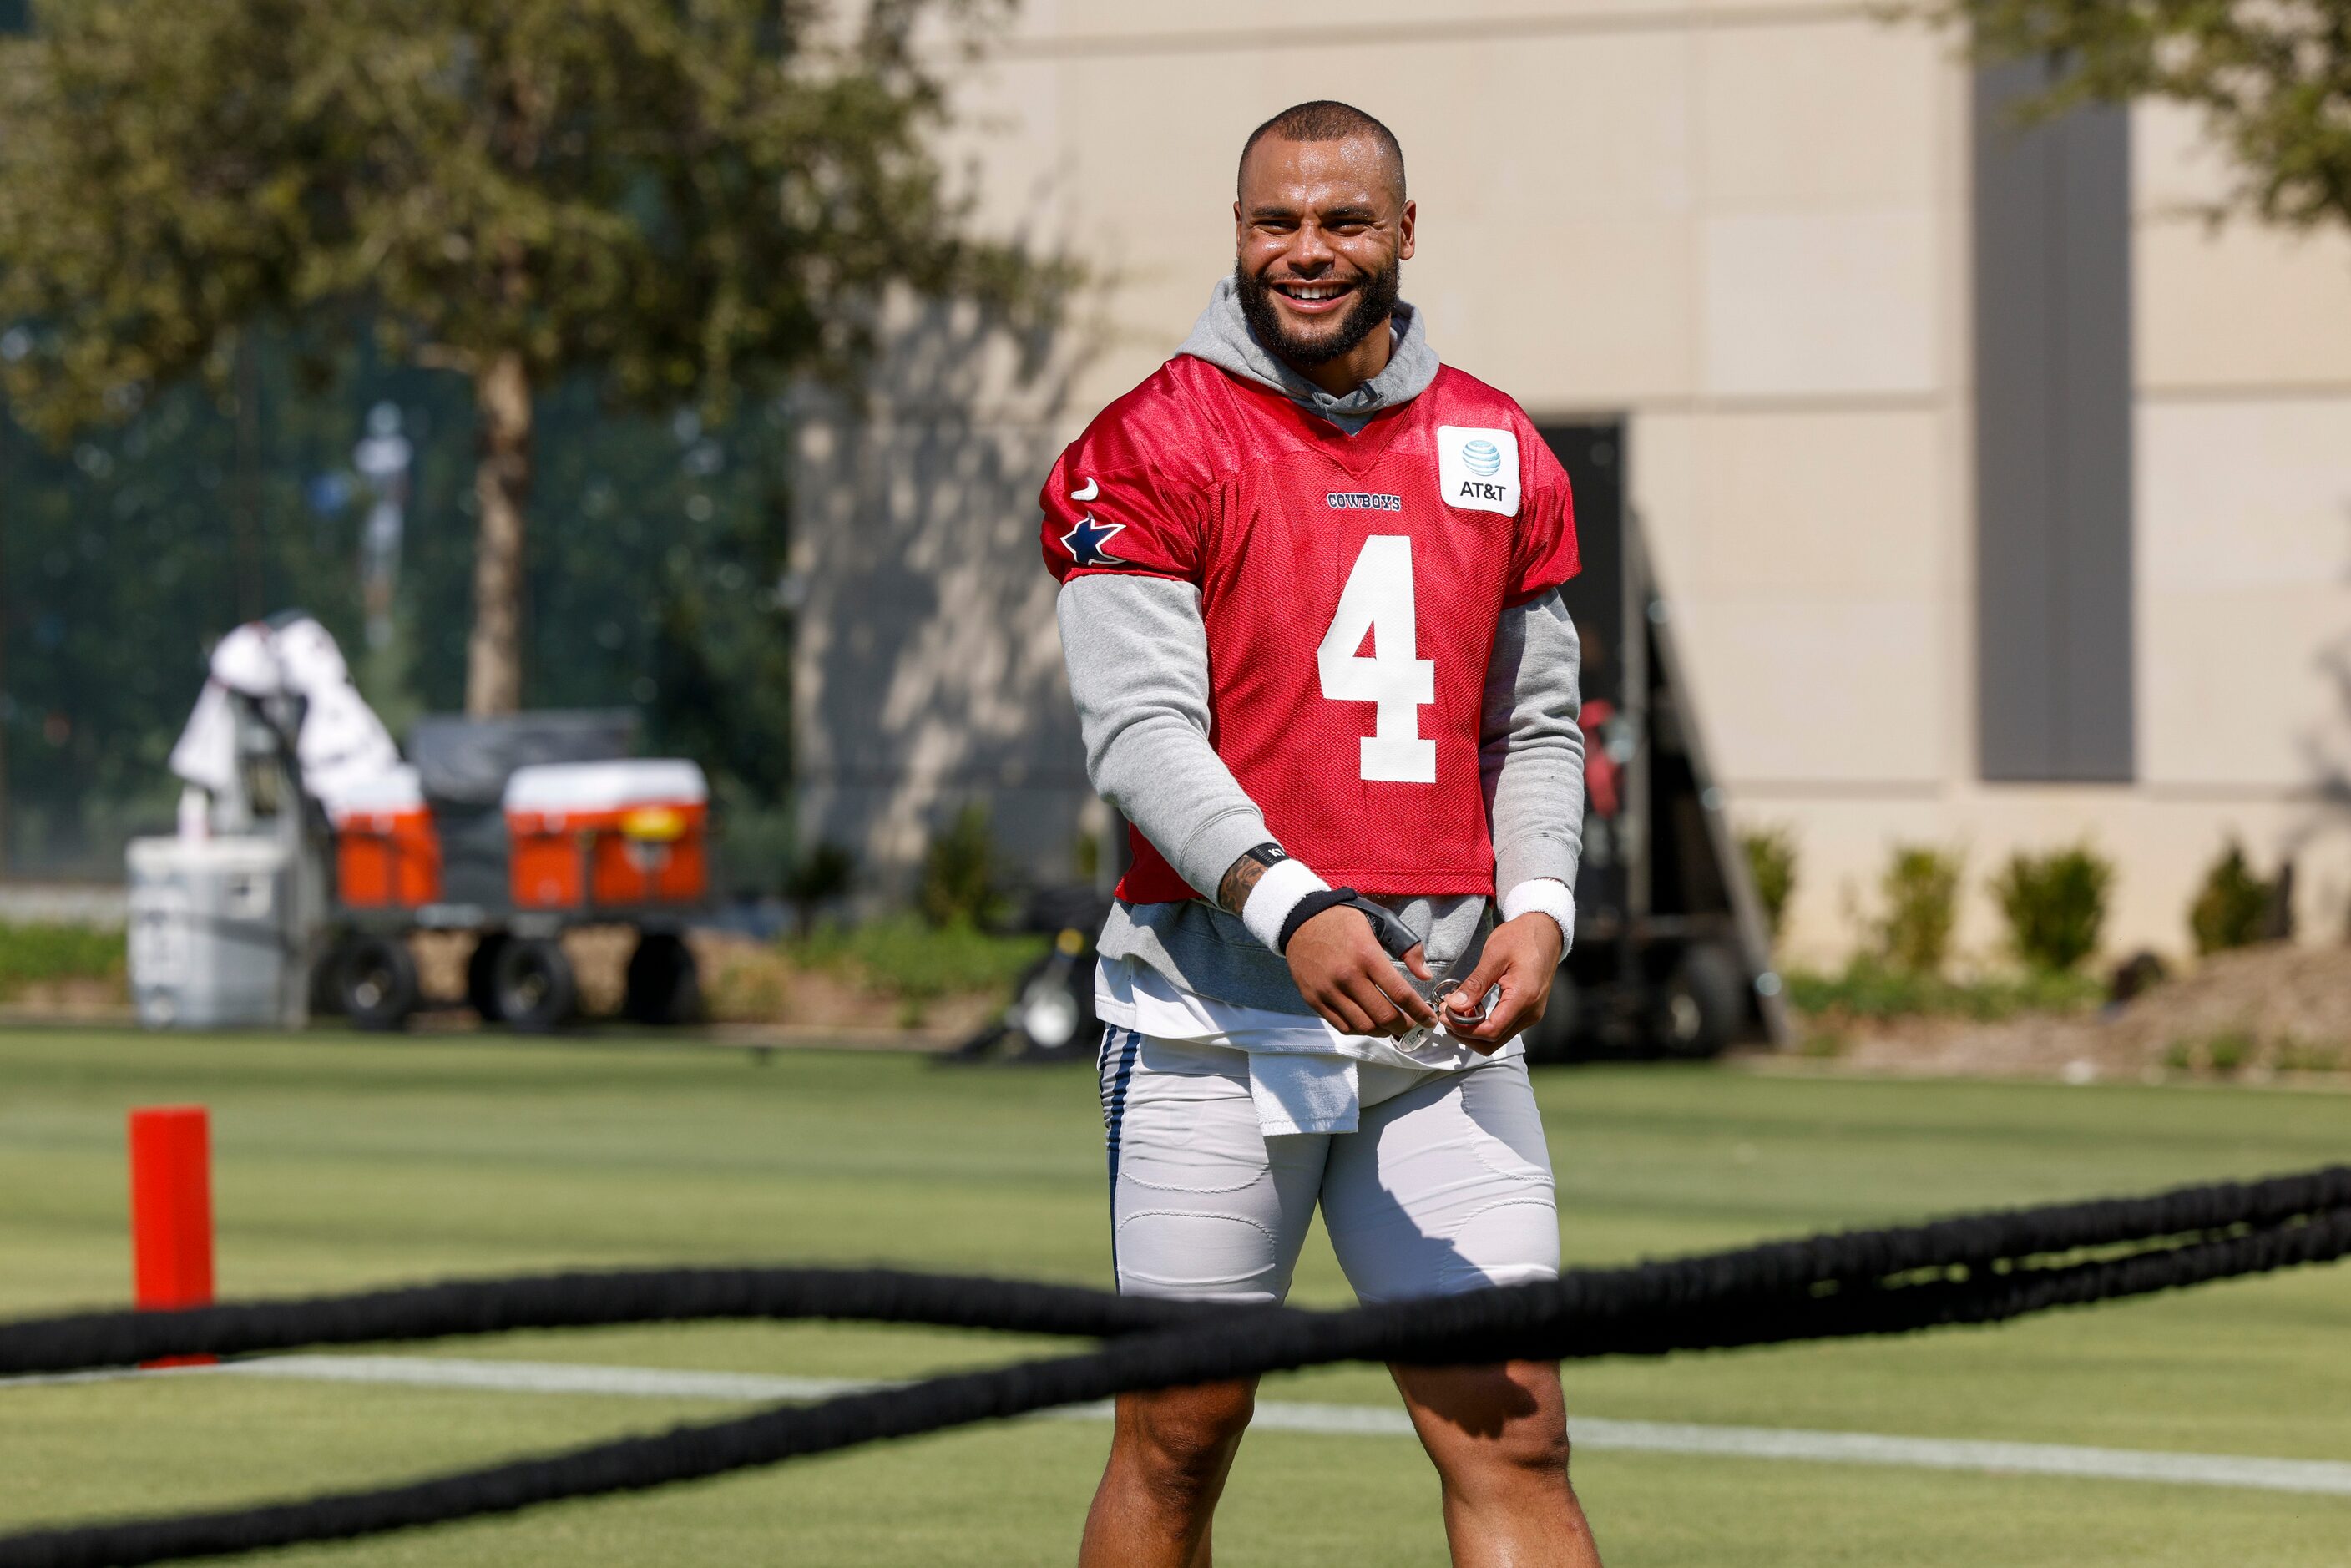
[1176,274,1438,433]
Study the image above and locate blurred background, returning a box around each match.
[3,8,2348,1566]
[0,0,2345,1069]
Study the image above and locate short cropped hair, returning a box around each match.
[1236,101,1407,204]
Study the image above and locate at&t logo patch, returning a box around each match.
[1435,426,1520,517]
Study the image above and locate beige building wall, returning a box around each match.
[797,2,2351,961]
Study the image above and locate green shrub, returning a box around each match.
[2276,1039,2344,1075]
[0,921,126,1000]
[2189,840,2275,954]
[2161,1031,2270,1076]
[796,913,1045,1003]
[2203,1030,2252,1075]
[1990,844,2113,973]
[701,944,791,1022]
[1797,1029,1848,1060]
[782,841,856,932]
[1786,956,2100,1024]
[1740,826,1797,939]
[1876,843,1963,975]
[919,803,1003,929]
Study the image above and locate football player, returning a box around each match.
[1044,100,1600,1566]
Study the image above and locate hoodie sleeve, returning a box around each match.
[1481,586,1586,902]
[1056,574,1277,897]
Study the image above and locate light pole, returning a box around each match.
[352,402,412,652]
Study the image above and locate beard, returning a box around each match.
[1235,253,1402,368]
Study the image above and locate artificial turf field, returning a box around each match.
[3,1027,2348,1566]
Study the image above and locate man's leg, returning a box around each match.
[1322,1056,1600,1565]
[1079,1379,1256,1568]
[1390,1358,1601,1568]
[1083,1031,1326,1565]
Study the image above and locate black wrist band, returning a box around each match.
[1275,888,1421,960]
[1277,888,1358,953]
[1241,842,1289,870]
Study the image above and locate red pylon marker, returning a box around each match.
[129,1105,215,1366]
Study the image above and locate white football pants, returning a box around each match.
[1096,1029,1561,1305]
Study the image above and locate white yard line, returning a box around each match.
[10,1354,2350,1499]
[1559,1419,2351,1497]
[225,1356,873,1404]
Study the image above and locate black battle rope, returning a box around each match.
[6,1164,2345,1379]
[1,1171,2346,1567]
[0,1269,1222,1380]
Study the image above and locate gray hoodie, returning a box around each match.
[1056,279,1585,1019]
[1176,273,1440,434]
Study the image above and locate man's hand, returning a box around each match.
[1438,913,1565,1054]
[1286,907,1439,1039]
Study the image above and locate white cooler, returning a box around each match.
[127,836,306,1029]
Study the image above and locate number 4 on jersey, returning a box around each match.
[1317,534,1436,783]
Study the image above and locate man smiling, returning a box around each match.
[1043,101,1601,1565]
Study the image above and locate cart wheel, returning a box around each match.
[466,933,511,1021]
[623,932,702,1026]
[493,937,578,1033]
[1010,951,1094,1059]
[340,936,420,1032]
[1523,969,1581,1064]
[310,938,352,1019]
[1655,943,1744,1059]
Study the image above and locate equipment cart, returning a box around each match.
[129,615,714,1035]
[1524,422,1792,1060]
[321,712,712,1032]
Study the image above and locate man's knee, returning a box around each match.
[1437,1408,1573,1502]
[1120,1382,1256,1505]
[1400,1362,1572,1485]
[1498,1413,1574,1477]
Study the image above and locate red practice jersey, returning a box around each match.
[1042,355,1578,905]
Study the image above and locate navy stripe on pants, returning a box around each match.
[1098,1026,1142,1284]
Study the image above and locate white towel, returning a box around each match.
[1247,1052,1359,1136]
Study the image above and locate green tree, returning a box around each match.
[0,331,387,871]
[0,321,812,877]
[1935,2,2351,237]
[0,0,1051,715]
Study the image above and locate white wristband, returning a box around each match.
[1500,878,1576,953]
[1239,857,1332,953]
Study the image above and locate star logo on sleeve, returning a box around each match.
[1059,512,1128,568]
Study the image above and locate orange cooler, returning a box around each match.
[502,761,710,911]
[328,767,442,908]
